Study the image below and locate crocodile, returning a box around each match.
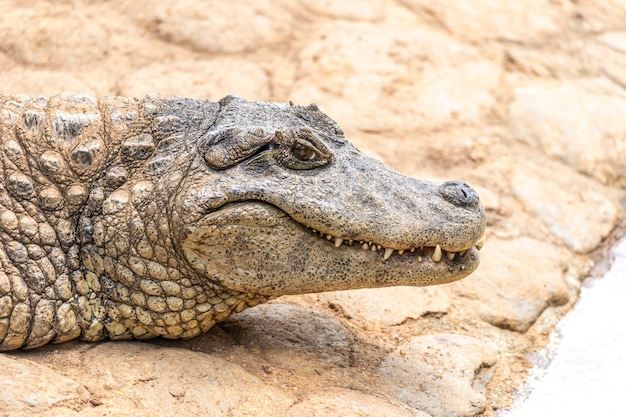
[0,93,486,351]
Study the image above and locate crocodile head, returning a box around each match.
[0,93,486,348]
[0,93,484,348]
[171,96,486,297]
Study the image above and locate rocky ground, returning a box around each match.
[1,1,625,416]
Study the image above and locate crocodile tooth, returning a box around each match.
[362,242,369,250]
[417,256,423,263]
[476,234,486,250]
[398,249,405,255]
[410,248,415,253]
[432,245,442,262]
[447,251,455,261]
[370,245,377,252]
[383,248,393,260]
[334,237,343,247]
[312,229,318,234]
[376,244,382,250]
[459,250,467,257]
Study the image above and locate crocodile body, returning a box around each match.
[0,93,485,350]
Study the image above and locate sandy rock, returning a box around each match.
[74,342,293,416]
[379,334,497,417]
[286,387,427,417]
[0,5,109,68]
[0,69,96,98]
[293,0,385,21]
[291,22,499,133]
[510,163,619,253]
[389,60,501,130]
[222,303,350,373]
[144,0,292,54]
[508,78,626,186]
[572,1,626,33]
[504,44,588,79]
[0,353,90,414]
[397,0,561,43]
[116,58,271,100]
[597,31,626,54]
[453,237,570,332]
[585,33,626,96]
[317,286,449,330]
[596,53,626,92]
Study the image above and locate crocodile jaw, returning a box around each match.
[181,202,482,296]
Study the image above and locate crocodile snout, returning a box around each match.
[438,180,480,207]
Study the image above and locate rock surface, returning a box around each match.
[221,304,351,373]
[380,334,498,417]
[452,237,571,333]
[509,78,626,186]
[0,354,90,414]
[510,162,619,253]
[316,286,450,329]
[1,0,625,416]
[286,388,423,417]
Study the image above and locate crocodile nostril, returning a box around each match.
[438,180,479,207]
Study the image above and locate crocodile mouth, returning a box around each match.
[306,226,486,264]
[187,200,485,267]
[181,200,484,294]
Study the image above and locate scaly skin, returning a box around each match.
[0,93,485,350]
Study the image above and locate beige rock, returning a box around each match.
[397,0,561,43]
[146,0,292,54]
[570,1,626,32]
[597,54,626,92]
[317,286,449,330]
[508,78,626,186]
[0,5,109,68]
[453,237,570,332]
[511,163,619,253]
[293,0,385,21]
[222,303,350,373]
[117,58,271,101]
[291,22,499,133]
[0,353,90,414]
[66,342,293,416]
[597,31,626,54]
[379,334,498,417]
[286,387,427,417]
[0,69,96,98]
[586,33,626,93]
[504,44,587,79]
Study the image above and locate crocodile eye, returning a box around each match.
[243,128,333,171]
[291,141,317,161]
